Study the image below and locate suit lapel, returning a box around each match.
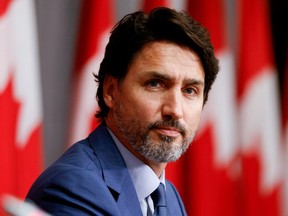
[88,123,142,216]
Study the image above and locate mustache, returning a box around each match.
[147,119,186,137]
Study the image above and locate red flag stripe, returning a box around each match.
[74,0,114,74]
[187,0,225,51]
[188,0,239,216]
[69,0,114,145]
[0,0,43,207]
[237,0,275,99]
[237,0,283,215]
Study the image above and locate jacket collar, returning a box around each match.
[88,122,142,216]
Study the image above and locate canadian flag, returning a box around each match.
[237,0,283,215]
[284,54,288,216]
[180,0,239,215]
[0,0,43,212]
[69,0,114,145]
[141,0,169,12]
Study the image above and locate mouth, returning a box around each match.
[153,126,182,137]
[147,120,186,138]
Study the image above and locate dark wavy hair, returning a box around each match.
[95,7,219,119]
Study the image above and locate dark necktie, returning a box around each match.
[151,183,167,216]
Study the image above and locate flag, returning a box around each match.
[167,0,240,215]
[237,0,283,215]
[141,0,169,12]
[0,0,43,213]
[283,51,288,216]
[69,0,114,145]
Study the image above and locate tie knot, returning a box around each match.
[151,183,166,208]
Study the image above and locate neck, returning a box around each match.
[146,161,167,178]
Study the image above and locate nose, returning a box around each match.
[161,89,183,120]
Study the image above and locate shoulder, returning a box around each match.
[26,164,119,215]
[26,135,120,215]
[43,137,103,179]
[165,179,187,216]
[165,179,180,195]
[26,138,103,199]
[34,122,115,182]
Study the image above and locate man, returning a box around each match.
[26,7,219,215]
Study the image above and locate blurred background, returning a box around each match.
[0,0,287,215]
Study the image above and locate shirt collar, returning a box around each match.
[107,128,165,201]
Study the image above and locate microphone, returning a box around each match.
[1,194,51,216]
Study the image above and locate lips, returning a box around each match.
[147,120,186,137]
[154,127,182,137]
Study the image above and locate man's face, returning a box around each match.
[104,41,204,163]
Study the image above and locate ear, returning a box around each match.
[103,75,118,109]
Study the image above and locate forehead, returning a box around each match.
[129,41,204,81]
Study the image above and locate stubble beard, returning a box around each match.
[113,101,195,163]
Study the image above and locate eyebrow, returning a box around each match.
[145,71,205,87]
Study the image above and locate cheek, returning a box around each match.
[120,81,163,121]
[136,100,158,118]
[185,106,203,129]
[127,95,160,121]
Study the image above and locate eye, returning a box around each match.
[146,79,162,88]
[183,87,197,95]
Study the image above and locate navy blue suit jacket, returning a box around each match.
[26,123,187,215]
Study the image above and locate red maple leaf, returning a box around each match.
[0,76,20,196]
[0,76,43,202]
